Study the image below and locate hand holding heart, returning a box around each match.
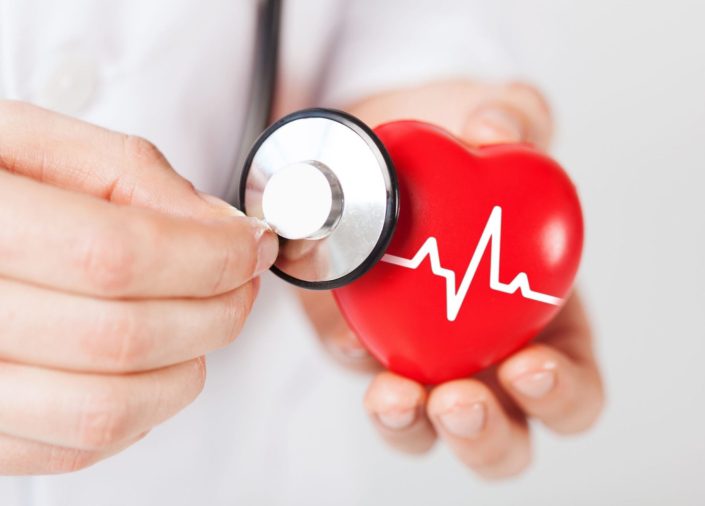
[298,80,604,479]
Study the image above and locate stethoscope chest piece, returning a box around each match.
[239,108,399,289]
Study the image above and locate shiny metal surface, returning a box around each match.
[262,161,344,240]
[241,109,398,288]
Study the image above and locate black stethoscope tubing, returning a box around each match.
[226,0,282,208]
[229,0,400,289]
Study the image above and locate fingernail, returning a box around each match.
[511,370,556,399]
[377,409,417,430]
[438,402,486,439]
[463,107,524,144]
[197,191,246,217]
[253,219,279,276]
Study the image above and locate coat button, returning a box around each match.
[33,52,99,115]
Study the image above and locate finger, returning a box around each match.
[0,430,148,475]
[427,379,531,479]
[461,82,553,150]
[0,100,230,219]
[0,357,205,451]
[497,294,605,434]
[0,277,258,372]
[298,289,380,372]
[0,171,277,298]
[363,372,436,454]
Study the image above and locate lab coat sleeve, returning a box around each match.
[319,0,518,108]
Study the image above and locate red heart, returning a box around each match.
[333,121,583,384]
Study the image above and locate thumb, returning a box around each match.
[0,100,236,219]
[298,289,381,372]
[460,83,553,151]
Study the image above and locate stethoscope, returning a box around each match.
[228,0,399,290]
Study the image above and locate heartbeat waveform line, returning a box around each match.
[380,206,562,322]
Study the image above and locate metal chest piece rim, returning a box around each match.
[239,108,399,290]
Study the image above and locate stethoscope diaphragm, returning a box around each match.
[239,108,398,289]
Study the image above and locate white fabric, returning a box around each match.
[0,1,514,504]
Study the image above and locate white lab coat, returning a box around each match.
[0,1,513,504]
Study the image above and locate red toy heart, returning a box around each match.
[333,121,583,384]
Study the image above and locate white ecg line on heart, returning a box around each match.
[380,206,562,322]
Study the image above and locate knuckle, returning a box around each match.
[221,283,256,346]
[75,385,131,450]
[85,303,150,371]
[507,82,552,116]
[0,101,42,170]
[0,99,46,122]
[188,357,208,396]
[239,222,261,277]
[77,226,138,295]
[473,444,515,470]
[0,99,35,118]
[212,232,257,294]
[563,374,606,433]
[211,241,235,294]
[121,135,166,168]
[475,446,532,480]
[46,446,97,474]
[196,357,207,390]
